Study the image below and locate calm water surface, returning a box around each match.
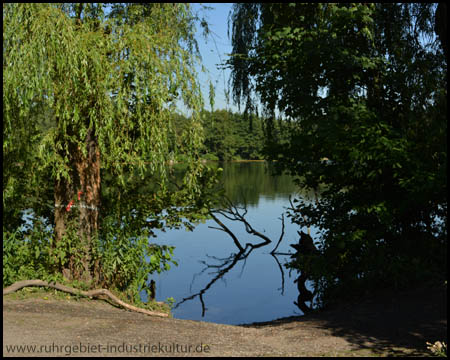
[149,162,318,325]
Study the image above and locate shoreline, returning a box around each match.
[3,283,446,357]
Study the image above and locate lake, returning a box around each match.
[148,162,319,325]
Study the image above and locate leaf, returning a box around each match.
[149,255,158,266]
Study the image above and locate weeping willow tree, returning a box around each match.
[3,3,217,292]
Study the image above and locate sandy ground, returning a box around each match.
[3,284,446,357]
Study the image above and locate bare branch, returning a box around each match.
[208,211,245,252]
[211,196,273,247]
[3,280,168,317]
[270,214,285,254]
[270,253,286,295]
[174,248,251,313]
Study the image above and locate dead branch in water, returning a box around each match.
[209,196,279,251]
[3,280,168,318]
[204,196,290,301]
[270,214,285,254]
[208,211,245,252]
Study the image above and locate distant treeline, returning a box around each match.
[170,109,290,161]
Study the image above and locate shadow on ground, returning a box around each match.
[244,284,447,356]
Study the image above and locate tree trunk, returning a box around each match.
[54,128,101,284]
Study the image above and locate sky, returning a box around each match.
[190,3,238,113]
[70,3,239,115]
[98,3,238,115]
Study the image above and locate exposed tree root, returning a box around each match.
[3,280,169,318]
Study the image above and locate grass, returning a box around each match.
[3,285,172,315]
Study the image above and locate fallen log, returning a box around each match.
[3,279,169,318]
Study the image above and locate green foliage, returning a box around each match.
[172,109,290,161]
[2,161,221,301]
[229,3,447,306]
[164,296,176,309]
[4,2,206,201]
[3,3,220,303]
[3,222,55,285]
[3,214,83,286]
[203,110,236,160]
[92,216,177,303]
[219,162,296,205]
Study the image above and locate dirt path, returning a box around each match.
[3,285,446,357]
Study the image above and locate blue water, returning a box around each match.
[17,162,318,325]
[149,194,317,325]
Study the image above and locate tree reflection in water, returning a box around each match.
[173,197,317,317]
